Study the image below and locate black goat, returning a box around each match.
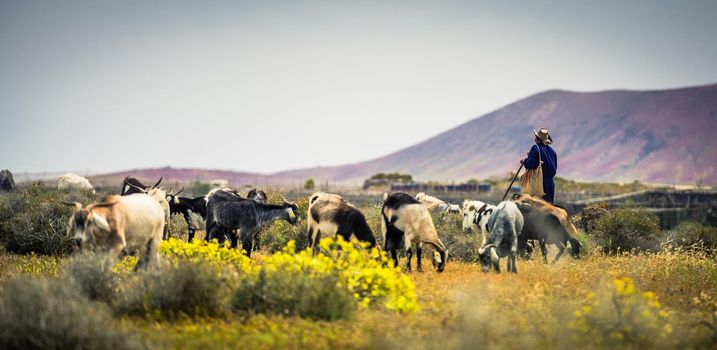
[516,203,582,263]
[121,176,162,195]
[205,194,300,257]
[167,194,208,241]
[247,188,269,251]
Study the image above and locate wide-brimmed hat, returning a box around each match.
[533,128,553,145]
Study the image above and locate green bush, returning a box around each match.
[259,195,310,252]
[115,260,229,320]
[0,185,98,256]
[232,268,355,321]
[65,254,119,303]
[592,208,662,254]
[666,222,717,254]
[303,178,315,190]
[433,214,478,263]
[570,277,672,348]
[573,203,610,233]
[0,276,146,350]
[167,213,190,241]
[363,202,385,248]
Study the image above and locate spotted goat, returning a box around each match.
[381,192,447,272]
[307,192,377,254]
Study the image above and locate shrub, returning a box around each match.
[188,181,211,196]
[12,253,63,277]
[592,208,662,254]
[263,238,419,313]
[160,238,253,272]
[65,254,119,303]
[259,219,309,253]
[433,213,478,263]
[115,260,230,320]
[114,238,253,274]
[570,276,672,347]
[303,178,315,190]
[0,276,146,350]
[665,222,717,254]
[232,268,355,321]
[363,202,386,248]
[259,194,310,252]
[573,202,609,233]
[167,213,190,241]
[0,185,97,256]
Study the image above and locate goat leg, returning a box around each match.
[253,230,261,252]
[405,247,413,272]
[307,226,314,248]
[390,249,399,268]
[416,244,422,272]
[240,230,254,257]
[229,230,240,249]
[553,242,566,264]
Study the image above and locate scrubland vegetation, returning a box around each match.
[0,185,716,349]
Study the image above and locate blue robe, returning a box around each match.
[523,143,558,203]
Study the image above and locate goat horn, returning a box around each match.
[126,182,148,193]
[152,177,163,189]
[478,244,496,255]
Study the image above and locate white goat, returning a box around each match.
[57,173,95,194]
[65,194,165,269]
[477,201,524,273]
[415,192,460,215]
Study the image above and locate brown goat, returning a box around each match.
[512,193,579,236]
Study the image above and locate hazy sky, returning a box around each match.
[1,0,716,174]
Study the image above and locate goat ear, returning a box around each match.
[383,192,389,201]
[477,246,486,255]
[91,214,111,232]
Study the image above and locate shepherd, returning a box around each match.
[520,128,558,203]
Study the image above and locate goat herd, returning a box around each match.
[60,174,582,274]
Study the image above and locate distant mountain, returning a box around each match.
[273,83,717,185]
[92,83,717,186]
